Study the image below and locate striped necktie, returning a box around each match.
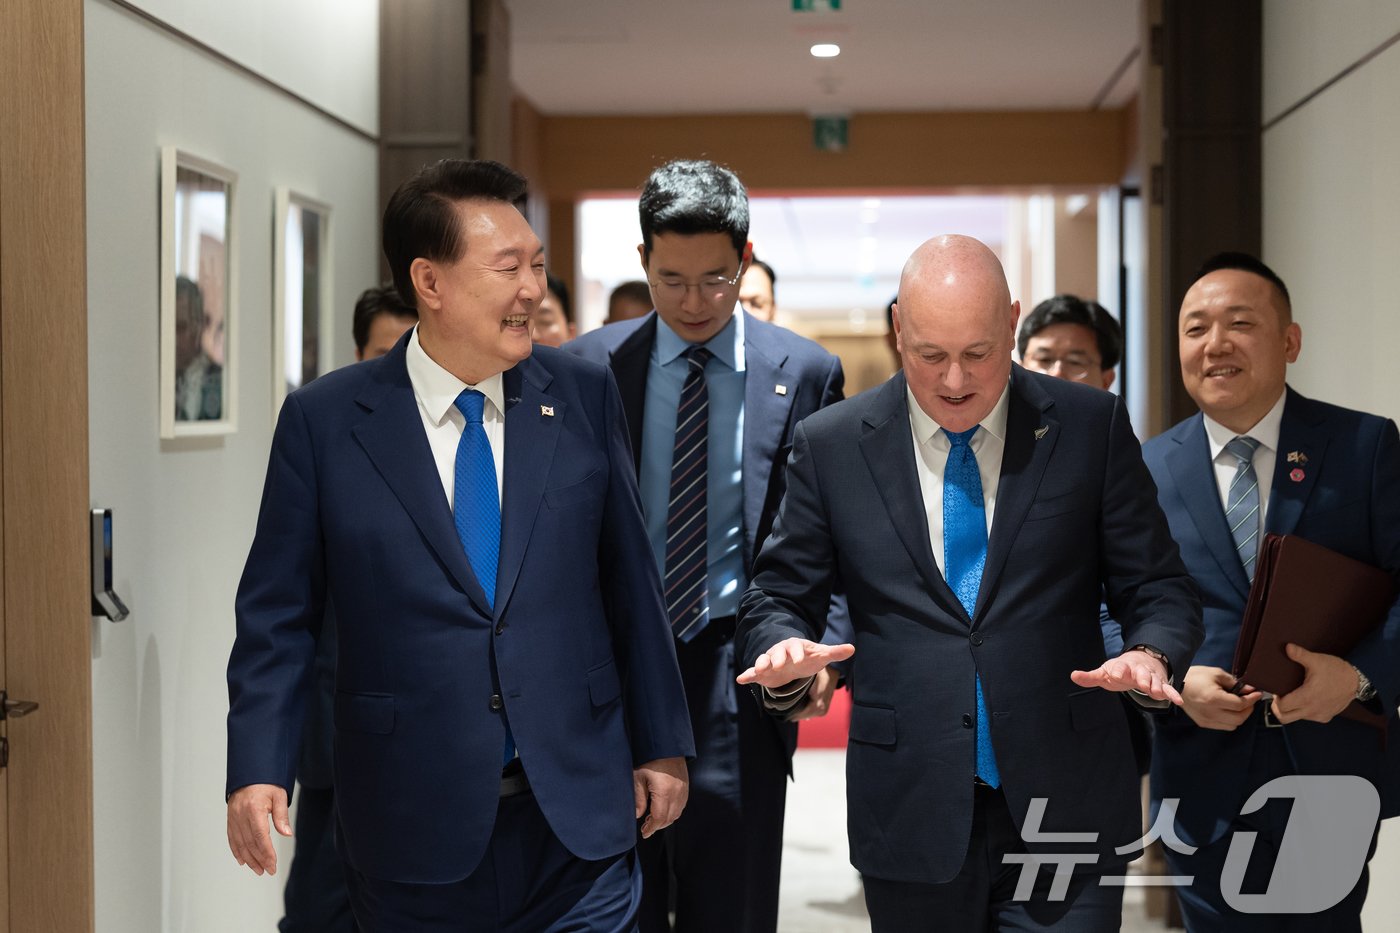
[1224,435,1262,579]
[665,347,713,641]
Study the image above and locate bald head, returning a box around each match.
[893,235,1020,433]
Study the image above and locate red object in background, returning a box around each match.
[796,687,851,749]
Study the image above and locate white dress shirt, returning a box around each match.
[906,384,1011,574]
[1201,389,1286,526]
[404,327,505,509]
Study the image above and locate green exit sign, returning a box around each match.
[813,116,848,153]
[793,0,841,10]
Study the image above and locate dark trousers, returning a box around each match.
[1165,728,1377,933]
[280,783,354,933]
[638,619,788,933]
[863,784,1124,933]
[343,789,641,932]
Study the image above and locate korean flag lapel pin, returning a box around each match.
[540,405,554,417]
[1034,425,1049,440]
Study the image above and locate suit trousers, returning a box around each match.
[280,783,354,933]
[637,618,788,933]
[342,787,641,932]
[1165,724,1376,933]
[863,784,1124,933]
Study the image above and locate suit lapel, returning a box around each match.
[608,315,655,476]
[742,322,794,569]
[493,359,562,619]
[352,349,494,618]
[976,369,1057,624]
[1267,388,1327,537]
[859,373,963,618]
[1166,415,1251,599]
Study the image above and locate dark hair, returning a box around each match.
[1190,251,1292,321]
[382,159,529,308]
[638,160,749,260]
[545,273,572,322]
[749,258,776,291]
[352,284,418,353]
[1017,294,1124,370]
[609,280,652,312]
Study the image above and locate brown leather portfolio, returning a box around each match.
[1232,533,1395,729]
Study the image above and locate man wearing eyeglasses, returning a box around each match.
[566,159,846,933]
[1016,294,1123,391]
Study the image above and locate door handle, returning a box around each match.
[1,691,39,719]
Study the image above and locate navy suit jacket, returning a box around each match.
[1144,387,1400,846]
[738,366,1203,884]
[226,339,693,884]
[565,311,849,761]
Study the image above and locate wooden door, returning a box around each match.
[0,0,96,929]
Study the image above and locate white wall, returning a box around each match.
[1262,5,1400,926]
[84,1,379,930]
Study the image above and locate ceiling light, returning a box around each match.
[810,43,841,58]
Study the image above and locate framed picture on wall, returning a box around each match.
[159,146,237,438]
[272,189,333,415]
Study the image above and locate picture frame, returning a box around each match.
[272,188,333,415]
[159,146,238,438]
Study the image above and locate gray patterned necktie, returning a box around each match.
[1224,435,1262,579]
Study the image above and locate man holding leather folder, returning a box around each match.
[1142,252,1400,931]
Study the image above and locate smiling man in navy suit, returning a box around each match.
[1143,252,1400,932]
[225,159,693,931]
[738,235,1202,932]
[566,159,846,933]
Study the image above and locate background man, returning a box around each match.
[738,257,778,321]
[738,234,1202,932]
[1017,293,1123,391]
[607,280,653,324]
[567,159,846,933]
[1143,252,1400,931]
[226,159,693,931]
[278,284,417,933]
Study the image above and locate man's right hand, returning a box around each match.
[1181,665,1263,731]
[227,783,293,876]
[736,638,854,689]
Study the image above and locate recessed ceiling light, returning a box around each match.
[810,43,841,58]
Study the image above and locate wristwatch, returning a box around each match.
[1128,644,1172,680]
[1354,666,1378,702]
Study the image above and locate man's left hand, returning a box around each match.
[634,756,689,839]
[789,665,841,722]
[1271,643,1358,724]
[1071,649,1182,705]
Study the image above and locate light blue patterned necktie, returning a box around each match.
[944,426,1000,787]
[1224,435,1262,579]
[453,389,513,764]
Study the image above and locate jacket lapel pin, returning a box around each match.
[1286,450,1308,465]
[775,384,788,396]
[1290,468,1305,483]
[540,405,554,417]
[1034,425,1049,440]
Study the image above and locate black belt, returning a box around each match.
[1258,702,1286,729]
[499,761,530,797]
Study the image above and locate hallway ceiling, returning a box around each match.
[506,0,1139,115]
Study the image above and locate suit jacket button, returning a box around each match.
[970,632,984,646]
[495,623,505,636]
[489,694,504,711]
[962,714,973,728]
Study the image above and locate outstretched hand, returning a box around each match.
[736,638,855,689]
[1070,648,1183,705]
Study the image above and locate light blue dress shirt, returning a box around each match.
[639,311,746,620]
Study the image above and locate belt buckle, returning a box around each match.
[1262,703,1284,729]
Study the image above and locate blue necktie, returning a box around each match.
[665,347,713,642]
[944,426,1000,787]
[453,389,513,764]
[1224,435,1262,580]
